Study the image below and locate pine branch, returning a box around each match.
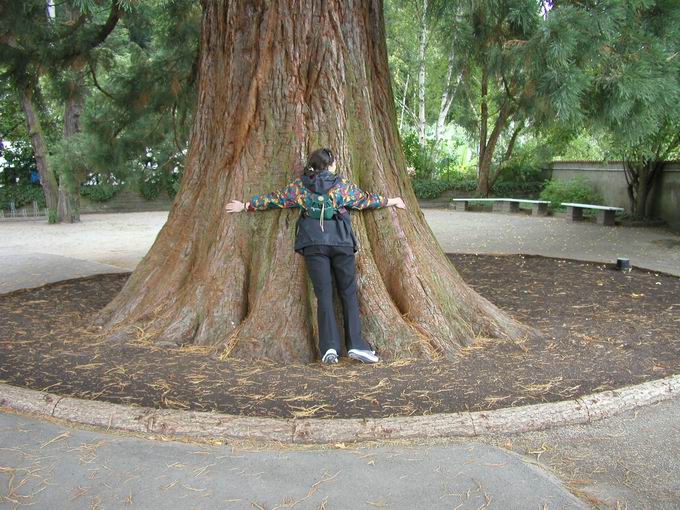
[59,0,123,66]
[88,61,116,101]
[51,12,88,42]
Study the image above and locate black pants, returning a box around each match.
[303,245,373,356]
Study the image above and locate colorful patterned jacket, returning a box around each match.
[244,171,388,254]
[244,177,388,212]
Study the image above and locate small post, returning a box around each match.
[616,257,631,273]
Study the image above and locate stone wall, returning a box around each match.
[79,187,173,213]
[549,161,680,231]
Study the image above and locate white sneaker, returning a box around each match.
[348,349,379,363]
[322,349,339,364]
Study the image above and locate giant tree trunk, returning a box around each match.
[94,0,538,362]
[20,79,59,220]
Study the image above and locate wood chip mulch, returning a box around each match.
[1,254,678,420]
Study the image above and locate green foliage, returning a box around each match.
[402,130,477,182]
[492,180,545,197]
[412,179,460,199]
[0,183,45,210]
[495,136,553,184]
[80,182,120,202]
[539,177,604,209]
[71,0,199,184]
[551,129,609,161]
[134,149,184,200]
[0,140,36,186]
[412,178,544,199]
[402,132,438,180]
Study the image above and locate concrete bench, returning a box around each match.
[450,198,550,216]
[560,202,624,226]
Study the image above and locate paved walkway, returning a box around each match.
[0,411,588,510]
[1,210,680,509]
[426,209,680,276]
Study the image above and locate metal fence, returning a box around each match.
[0,201,48,219]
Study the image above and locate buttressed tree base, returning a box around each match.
[94,0,539,362]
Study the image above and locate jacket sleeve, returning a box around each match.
[339,179,389,210]
[245,178,303,211]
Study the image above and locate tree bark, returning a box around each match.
[624,158,664,219]
[477,61,490,195]
[94,0,538,362]
[57,79,85,223]
[477,88,513,197]
[57,6,88,223]
[20,79,59,220]
[489,119,524,190]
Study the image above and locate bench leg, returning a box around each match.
[532,203,548,216]
[452,201,468,211]
[597,209,616,226]
[493,202,519,213]
[568,206,584,221]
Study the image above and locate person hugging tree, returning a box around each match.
[225,148,406,364]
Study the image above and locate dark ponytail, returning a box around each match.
[304,148,335,177]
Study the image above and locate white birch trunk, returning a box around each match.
[435,41,458,142]
[417,0,428,144]
[399,72,410,132]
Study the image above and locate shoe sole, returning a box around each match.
[322,355,338,364]
[348,352,379,363]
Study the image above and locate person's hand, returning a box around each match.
[225,200,246,213]
[387,197,406,209]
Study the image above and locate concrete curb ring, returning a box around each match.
[1,375,679,444]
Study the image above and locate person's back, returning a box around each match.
[225,147,406,364]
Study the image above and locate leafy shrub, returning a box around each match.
[495,137,553,184]
[412,178,545,200]
[493,180,546,198]
[0,183,45,209]
[539,177,604,209]
[412,179,452,199]
[402,132,438,181]
[166,165,183,198]
[80,182,121,202]
[138,171,163,200]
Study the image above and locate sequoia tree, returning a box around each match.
[94,0,537,362]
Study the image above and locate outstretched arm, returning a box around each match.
[225,179,302,213]
[341,180,405,210]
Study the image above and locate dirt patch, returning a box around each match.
[1,254,678,419]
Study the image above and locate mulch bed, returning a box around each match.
[1,254,678,420]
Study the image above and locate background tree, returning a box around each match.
[94,0,537,362]
[0,0,125,222]
[581,0,680,219]
[59,0,200,201]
